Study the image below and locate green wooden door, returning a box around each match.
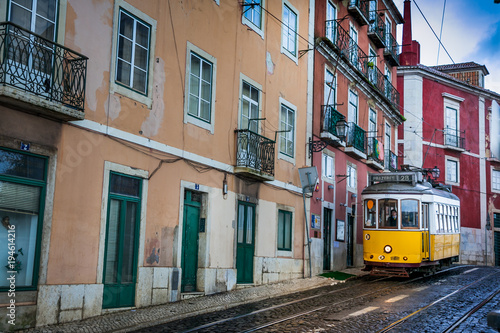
[323,208,332,271]
[236,201,255,284]
[103,173,141,309]
[181,190,201,292]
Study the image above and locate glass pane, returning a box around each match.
[0,209,39,287]
[250,86,258,102]
[110,174,140,197]
[0,150,45,180]
[0,181,41,214]
[121,202,137,283]
[104,199,120,284]
[118,37,132,63]
[201,61,212,82]
[200,101,210,122]
[35,17,55,40]
[119,11,134,39]
[401,199,419,228]
[237,205,244,243]
[134,45,148,70]
[284,213,291,249]
[364,199,376,228]
[201,81,211,101]
[278,211,284,249]
[10,4,32,30]
[242,82,250,98]
[378,198,398,228]
[190,54,201,77]
[135,22,149,48]
[116,60,131,86]
[133,67,146,93]
[246,207,253,244]
[188,95,199,116]
[189,75,200,98]
[12,0,33,10]
[36,0,57,21]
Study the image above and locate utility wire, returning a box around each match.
[436,0,447,65]
[413,0,454,64]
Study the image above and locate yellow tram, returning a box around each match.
[362,172,460,277]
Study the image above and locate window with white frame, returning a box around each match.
[348,89,358,124]
[385,17,392,47]
[115,9,151,95]
[349,25,358,66]
[347,163,356,189]
[492,169,500,192]
[368,47,377,84]
[446,158,459,184]
[324,69,336,106]
[240,81,260,132]
[279,103,295,158]
[445,106,459,147]
[277,209,292,251]
[322,153,334,181]
[368,109,377,156]
[243,0,263,30]
[326,1,336,42]
[282,3,298,58]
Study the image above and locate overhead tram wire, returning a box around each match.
[436,0,447,65]
[413,0,455,64]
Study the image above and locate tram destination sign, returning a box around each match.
[369,172,419,186]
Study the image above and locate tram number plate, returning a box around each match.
[370,173,415,185]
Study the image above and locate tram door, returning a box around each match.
[346,213,354,267]
[421,203,430,260]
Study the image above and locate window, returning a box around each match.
[368,109,377,158]
[322,153,334,181]
[379,198,398,228]
[446,158,459,184]
[384,65,392,99]
[110,1,156,107]
[0,148,47,290]
[243,0,263,31]
[445,106,458,147]
[279,102,295,158]
[282,3,298,58]
[240,81,260,132]
[364,199,376,228]
[368,47,377,84]
[326,1,336,42]
[348,90,358,124]
[188,53,213,123]
[385,17,392,47]
[347,163,356,189]
[349,25,358,66]
[385,122,391,169]
[401,199,419,228]
[492,169,500,192]
[324,69,336,105]
[9,0,57,41]
[277,210,292,251]
[115,9,151,95]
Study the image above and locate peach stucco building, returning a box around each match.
[0,0,314,329]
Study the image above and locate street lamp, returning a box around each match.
[335,120,348,141]
[430,166,440,179]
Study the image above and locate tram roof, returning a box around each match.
[362,181,459,201]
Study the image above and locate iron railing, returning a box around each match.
[384,32,399,66]
[346,122,366,153]
[367,12,385,47]
[367,137,383,164]
[444,127,466,149]
[348,0,369,25]
[235,129,275,177]
[324,20,400,108]
[385,150,398,171]
[0,22,88,111]
[322,105,346,139]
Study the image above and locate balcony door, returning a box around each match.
[239,81,260,169]
[326,1,336,43]
[7,0,58,95]
[445,106,458,146]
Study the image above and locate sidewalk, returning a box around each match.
[19,268,366,333]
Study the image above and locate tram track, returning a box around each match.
[171,266,463,333]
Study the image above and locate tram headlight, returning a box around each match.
[384,245,392,253]
[365,234,370,240]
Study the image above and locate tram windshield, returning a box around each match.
[364,199,376,228]
[379,199,398,228]
[401,199,419,228]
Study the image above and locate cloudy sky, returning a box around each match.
[394,0,500,93]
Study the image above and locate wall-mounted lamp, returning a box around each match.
[340,203,347,207]
[351,194,357,198]
[315,197,324,202]
[328,185,334,190]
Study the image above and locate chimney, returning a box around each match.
[399,0,420,66]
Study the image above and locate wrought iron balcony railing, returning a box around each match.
[348,0,369,26]
[384,32,400,66]
[367,12,385,48]
[367,137,384,164]
[385,150,398,171]
[0,22,88,112]
[346,122,366,153]
[321,104,346,139]
[444,127,466,150]
[324,21,400,109]
[235,129,275,178]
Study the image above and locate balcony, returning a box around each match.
[345,122,367,159]
[367,13,386,48]
[385,150,398,171]
[0,22,87,121]
[235,129,275,181]
[444,128,466,152]
[348,0,369,26]
[320,105,347,146]
[366,137,384,170]
[384,32,400,66]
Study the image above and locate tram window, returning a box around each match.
[379,199,398,228]
[401,199,419,228]
[364,199,376,228]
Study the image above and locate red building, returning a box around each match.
[310,0,403,272]
[398,0,500,265]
